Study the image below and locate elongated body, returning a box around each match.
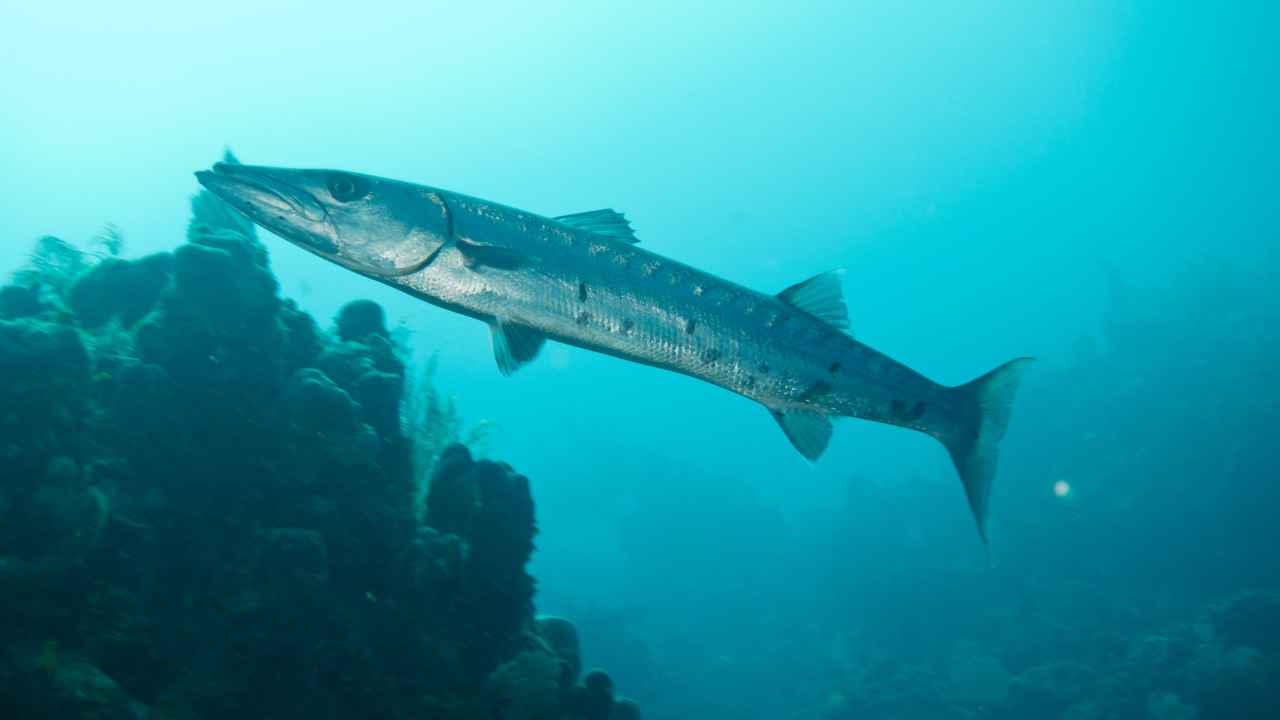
[197,162,1030,541]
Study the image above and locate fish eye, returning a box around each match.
[326,173,367,203]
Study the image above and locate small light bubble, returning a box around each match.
[1053,480,1071,498]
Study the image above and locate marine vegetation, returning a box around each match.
[0,157,641,719]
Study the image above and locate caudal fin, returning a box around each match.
[942,357,1035,543]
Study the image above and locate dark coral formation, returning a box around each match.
[0,184,639,719]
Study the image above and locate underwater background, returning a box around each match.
[2,2,1278,719]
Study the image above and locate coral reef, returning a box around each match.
[0,178,640,719]
[816,593,1280,720]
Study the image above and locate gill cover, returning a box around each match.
[196,164,452,278]
[321,171,452,276]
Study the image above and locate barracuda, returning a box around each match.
[196,161,1031,541]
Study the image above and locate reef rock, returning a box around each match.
[335,298,389,342]
[68,252,173,329]
[0,183,641,720]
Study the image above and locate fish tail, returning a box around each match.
[939,357,1035,544]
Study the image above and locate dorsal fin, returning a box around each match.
[554,209,639,243]
[777,270,851,331]
[490,320,546,375]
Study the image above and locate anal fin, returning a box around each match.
[490,320,546,375]
[770,408,833,461]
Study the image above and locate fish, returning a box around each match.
[195,162,1032,541]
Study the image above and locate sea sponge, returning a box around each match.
[0,319,92,405]
[169,236,276,322]
[132,229,286,406]
[353,369,404,439]
[0,319,91,478]
[336,299,389,342]
[422,444,539,678]
[106,361,181,448]
[279,298,322,371]
[535,615,583,683]
[0,283,48,320]
[424,444,481,537]
[486,650,562,720]
[611,697,642,720]
[581,669,616,720]
[283,368,363,438]
[67,252,173,329]
[400,526,464,595]
[470,457,537,576]
[280,368,381,466]
[314,341,377,391]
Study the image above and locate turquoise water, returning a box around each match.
[3,2,1277,718]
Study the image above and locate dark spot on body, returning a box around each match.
[759,363,771,374]
[578,282,588,302]
[744,375,756,389]
[910,401,927,421]
[702,349,721,363]
[686,319,697,334]
[622,319,635,334]
[891,399,906,416]
[577,311,591,326]
[828,361,841,376]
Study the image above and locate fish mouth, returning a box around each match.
[194,163,335,252]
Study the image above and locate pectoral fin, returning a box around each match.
[490,320,547,375]
[458,238,531,270]
[770,408,833,461]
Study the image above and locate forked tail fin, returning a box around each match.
[942,357,1035,544]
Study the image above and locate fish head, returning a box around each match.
[195,163,450,277]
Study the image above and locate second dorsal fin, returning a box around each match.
[554,209,639,243]
[777,270,851,331]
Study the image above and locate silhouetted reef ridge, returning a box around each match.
[0,172,639,719]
